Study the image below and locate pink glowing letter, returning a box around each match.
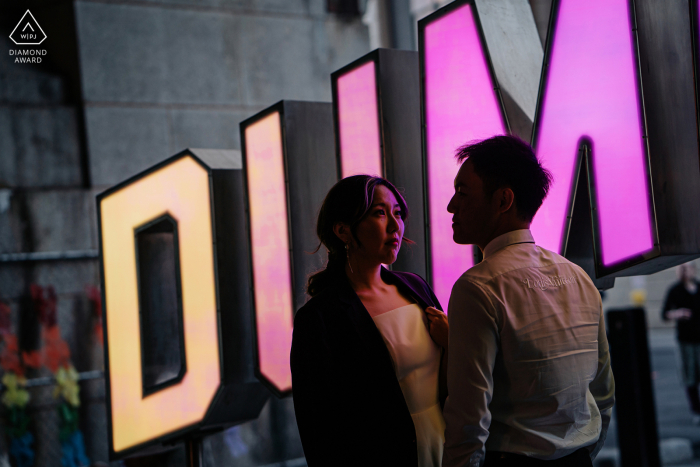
[532,0,654,266]
[335,61,383,178]
[422,3,507,307]
[244,112,294,395]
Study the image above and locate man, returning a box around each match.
[442,135,615,467]
[662,262,700,423]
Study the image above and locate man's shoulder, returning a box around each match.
[461,243,592,286]
[465,242,566,274]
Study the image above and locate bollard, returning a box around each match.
[607,307,661,467]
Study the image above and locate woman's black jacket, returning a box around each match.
[290,268,444,467]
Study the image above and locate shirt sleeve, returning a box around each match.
[442,277,499,467]
[589,306,615,459]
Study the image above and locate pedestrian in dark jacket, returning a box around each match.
[662,262,700,422]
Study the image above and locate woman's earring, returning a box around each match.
[345,243,354,274]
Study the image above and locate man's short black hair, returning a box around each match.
[456,135,553,222]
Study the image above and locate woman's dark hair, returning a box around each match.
[306,175,412,297]
[455,135,553,221]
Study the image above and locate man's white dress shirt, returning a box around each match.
[442,230,615,467]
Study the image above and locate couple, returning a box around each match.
[290,136,615,467]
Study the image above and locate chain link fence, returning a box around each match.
[0,371,113,467]
[1,372,308,467]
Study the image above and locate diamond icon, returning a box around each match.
[10,10,47,45]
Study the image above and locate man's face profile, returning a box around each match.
[447,160,498,247]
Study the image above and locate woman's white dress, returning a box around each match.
[372,303,446,467]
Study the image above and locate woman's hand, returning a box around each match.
[425,306,448,349]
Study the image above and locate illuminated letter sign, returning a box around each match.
[421,0,700,281]
[532,0,654,270]
[533,0,700,276]
[332,49,428,277]
[334,60,382,178]
[241,101,337,397]
[419,1,508,307]
[98,149,268,458]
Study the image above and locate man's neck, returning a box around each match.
[478,222,531,253]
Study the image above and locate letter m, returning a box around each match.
[532,0,655,275]
[421,0,700,286]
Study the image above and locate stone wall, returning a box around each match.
[74,0,369,188]
[0,24,104,463]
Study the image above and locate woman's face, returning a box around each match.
[352,185,405,266]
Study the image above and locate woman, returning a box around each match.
[291,175,449,467]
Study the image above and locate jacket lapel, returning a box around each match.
[381,267,432,310]
[331,275,384,344]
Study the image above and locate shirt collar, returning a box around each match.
[483,229,535,259]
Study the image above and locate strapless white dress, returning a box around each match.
[372,303,446,467]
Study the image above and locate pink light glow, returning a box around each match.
[336,61,383,178]
[423,4,507,307]
[532,0,654,266]
[244,112,294,394]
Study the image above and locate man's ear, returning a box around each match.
[333,222,352,245]
[497,187,515,214]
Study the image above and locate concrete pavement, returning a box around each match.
[596,327,700,466]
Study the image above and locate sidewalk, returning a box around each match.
[598,328,700,466]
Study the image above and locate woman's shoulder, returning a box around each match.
[297,289,330,315]
[388,270,441,309]
[390,270,430,291]
[294,285,348,324]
